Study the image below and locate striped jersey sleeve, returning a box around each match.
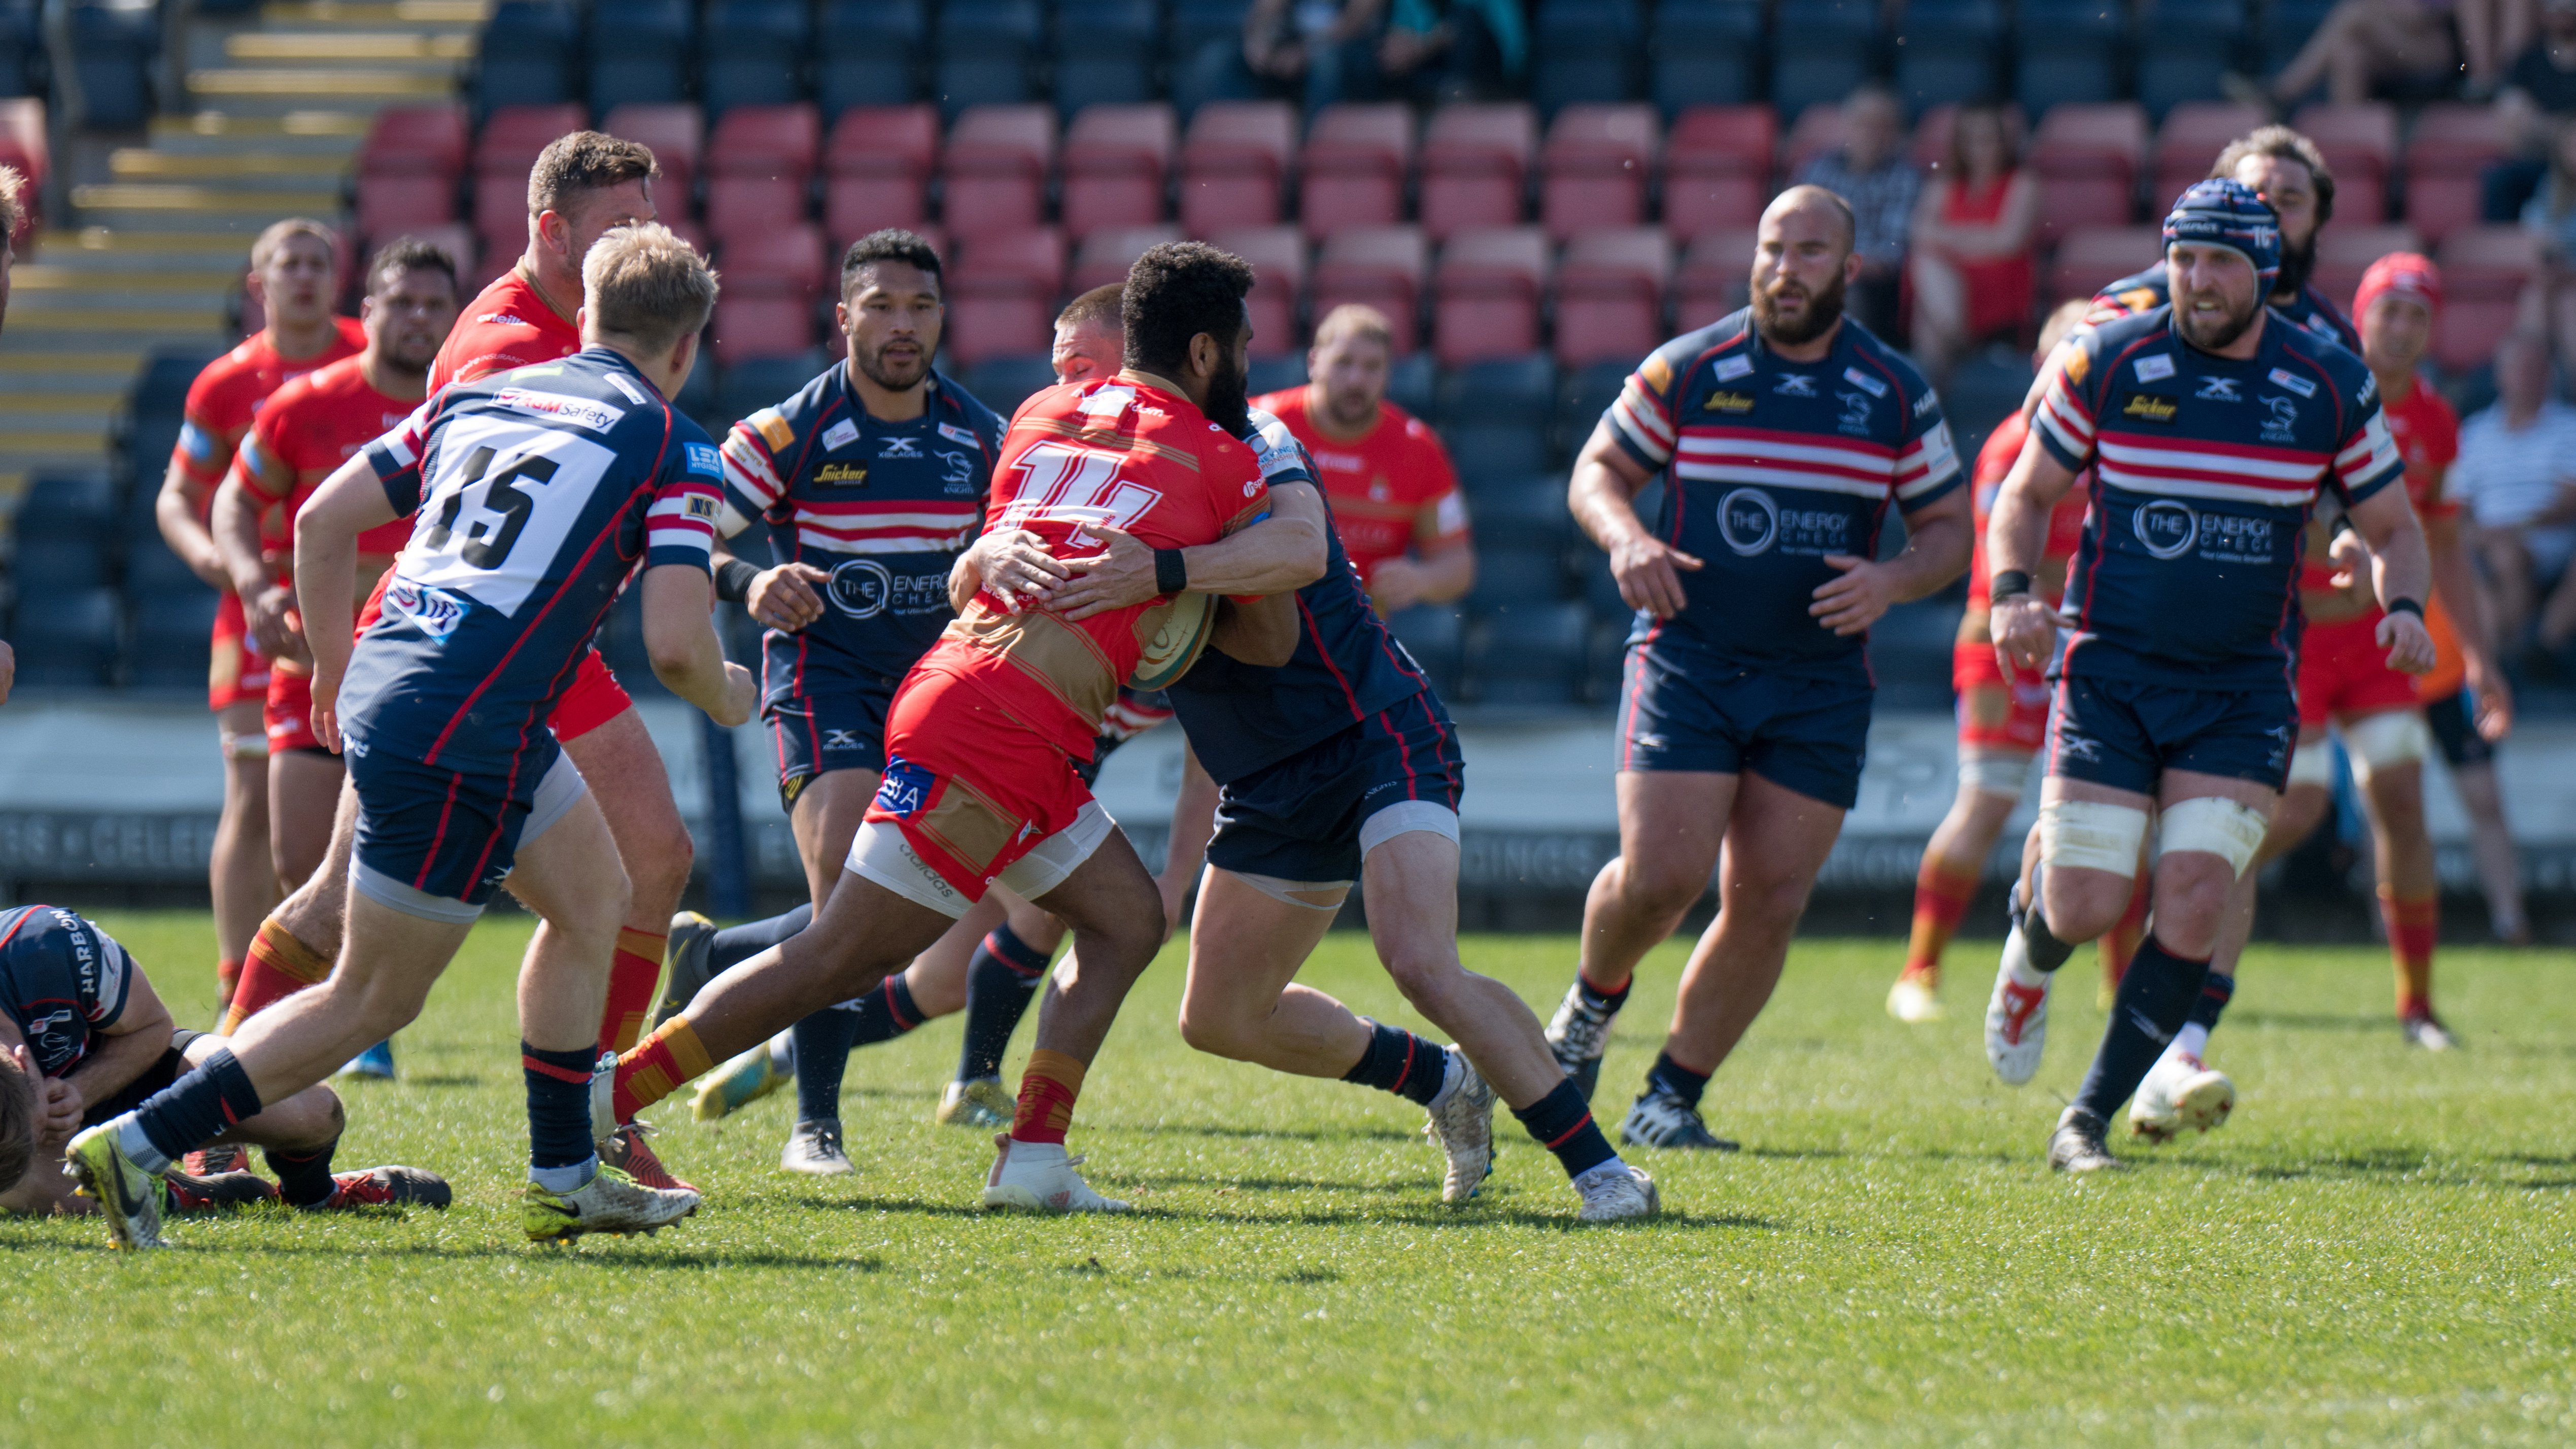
[2032,330,2103,471]
[2332,388,2404,506]
[646,435,725,569]
[1607,340,1690,467]
[1891,376,1963,507]
[362,398,441,515]
[718,405,795,532]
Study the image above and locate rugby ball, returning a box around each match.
[1129,592,1216,690]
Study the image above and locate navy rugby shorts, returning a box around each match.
[1206,691,1462,884]
[766,672,901,810]
[1615,640,1873,810]
[2045,672,2299,796]
[2423,690,2495,770]
[348,738,588,917]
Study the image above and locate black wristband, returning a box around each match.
[1153,547,1189,596]
[1990,569,2033,602]
[2387,596,2424,619]
[714,556,761,604]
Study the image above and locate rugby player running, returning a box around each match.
[1979,181,2434,1171]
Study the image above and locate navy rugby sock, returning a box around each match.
[1642,1049,1710,1110]
[711,904,814,974]
[124,1047,265,1172]
[1339,1021,1449,1107]
[956,923,1049,1082]
[522,1041,599,1189]
[1575,971,1630,1015]
[2186,970,2235,1032]
[2018,867,2079,975]
[2073,940,2211,1121]
[789,974,924,1122]
[267,1140,339,1209]
[1511,1079,1619,1179]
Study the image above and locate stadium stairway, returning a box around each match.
[0,0,483,501]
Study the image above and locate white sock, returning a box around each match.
[115,1117,172,1175]
[529,1155,597,1193]
[1423,1047,1463,1114]
[2171,1022,2210,1061]
[1573,1156,1630,1186]
[768,1030,796,1073]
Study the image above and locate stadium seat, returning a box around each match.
[1178,101,1298,234]
[1672,226,1758,329]
[15,473,111,554]
[702,0,812,116]
[472,174,533,256]
[369,224,476,285]
[1465,600,1590,705]
[2313,225,2422,316]
[361,104,469,178]
[1385,604,1465,699]
[1311,226,1428,352]
[817,0,924,116]
[2404,105,2507,245]
[2132,0,2245,120]
[1420,105,1537,241]
[2259,0,2337,78]
[1540,105,1658,240]
[1462,549,1572,616]
[2291,102,2397,226]
[1386,351,1435,417]
[2047,226,2164,305]
[1467,473,1576,552]
[63,1,154,127]
[960,352,1059,416]
[1865,599,1958,709]
[825,104,940,246]
[1301,104,1414,239]
[0,0,38,99]
[722,223,829,303]
[1061,104,1177,239]
[1243,355,1303,397]
[673,347,720,425]
[2029,103,2149,246]
[1769,0,1876,122]
[1943,344,2036,465]
[714,350,830,426]
[477,103,588,177]
[1553,228,1670,367]
[1555,358,1630,457]
[1529,0,1640,116]
[1662,105,1774,240]
[473,1,578,113]
[602,104,703,201]
[1167,0,1257,119]
[934,0,1042,117]
[2152,102,2266,210]
[2433,225,2539,372]
[14,541,104,594]
[1892,0,2002,116]
[2012,0,2123,116]
[1784,100,1860,179]
[357,175,458,241]
[942,105,1057,237]
[585,0,694,113]
[1070,225,1181,293]
[1436,354,1556,474]
[1207,225,1305,354]
[703,177,809,246]
[128,592,215,691]
[710,103,821,180]
[944,227,1066,365]
[1647,0,1762,115]
[1432,227,1548,366]
[123,525,207,600]
[1053,0,1159,114]
[11,588,117,689]
[711,295,818,364]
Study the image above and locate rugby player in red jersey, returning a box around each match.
[156,218,363,1012]
[1252,302,1475,615]
[614,243,1327,1212]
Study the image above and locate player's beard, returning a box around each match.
[2177,288,2262,352]
[1201,353,1252,436]
[1753,268,1845,347]
[854,336,931,392]
[2272,232,2317,301]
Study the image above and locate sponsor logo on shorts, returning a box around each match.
[825,728,865,751]
[2121,393,2178,423]
[873,756,936,819]
[492,388,625,431]
[815,462,869,485]
[2055,730,2103,762]
[1703,390,1755,414]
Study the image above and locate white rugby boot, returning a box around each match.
[1886,971,1944,1023]
[1421,1046,1496,1203]
[981,1135,1133,1213]
[1985,929,2055,1085]
[1543,981,1618,1099]
[1573,1161,1661,1222]
[2127,1051,2235,1143]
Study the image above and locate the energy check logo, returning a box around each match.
[873,757,935,819]
[2133,498,2198,559]
[828,559,947,618]
[1719,488,1779,555]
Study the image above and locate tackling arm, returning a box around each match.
[1043,483,1331,620]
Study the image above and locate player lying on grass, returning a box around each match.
[610,242,1324,1212]
[64,226,751,1249]
[0,905,445,1218]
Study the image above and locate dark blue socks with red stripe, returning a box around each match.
[1644,1049,1712,1110]
[2074,939,2212,1120]
[123,1046,264,1171]
[522,1041,598,1190]
[266,1141,339,1209]
[793,975,924,1122]
[957,923,1051,1083]
[711,903,814,973]
[1512,1079,1619,1178]
[1341,1021,1448,1107]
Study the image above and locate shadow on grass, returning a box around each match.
[1125,1172,1435,1196]
[1116,1121,1420,1145]
[1739,1146,1850,1161]
[393,1074,484,1089]
[2221,1011,2394,1035]
[0,1236,881,1270]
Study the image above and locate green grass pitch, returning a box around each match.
[5,913,2572,1446]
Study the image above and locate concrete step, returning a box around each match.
[185,66,458,105]
[226,30,475,60]
[10,264,239,295]
[147,112,370,159]
[263,0,493,25]
[29,230,263,269]
[109,150,350,184]
[70,186,352,234]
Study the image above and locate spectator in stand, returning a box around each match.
[1906,102,2039,384]
[1378,0,1525,102]
[2486,0,2576,219]
[2452,330,2576,653]
[0,163,18,338]
[2516,116,2576,358]
[1243,0,1390,109]
[1796,85,1919,340]
[2234,0,2495,105]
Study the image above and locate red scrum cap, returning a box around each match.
[2354,252,2442,322]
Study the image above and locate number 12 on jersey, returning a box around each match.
[998,440,1161,549]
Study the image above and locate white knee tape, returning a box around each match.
[2158,797,2269,879]
[1219,869,1351,911]
[2038,798,2149,878]
[2285,739,2333,788]
[218,728,269,762]
[1957,745,2034,799]
[2343,711,2427,785]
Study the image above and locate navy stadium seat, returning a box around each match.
[67,2,156,129]
[1384,604,1465,700]
[1530,0,1640,116]
[1247,355,1308,398]
[1768,0,1875,122]
[2260,0,2336,81]
[1866,598,1963,711]
[1554,358,1629,461]
[1577,541,1632,624]
[673,346,720,427]
[1465,600,1589,705]
[1465,473,1574,553]
[1385,353,1436,423]
[702,0,811,116]
[1892,0,2003,116]
[13,588,118,688]
[1170,0,1259,118]
[128,592,214,690]
[1650,1,1762,115]
[0,0,40,97]
[15,473,113,548]
[960,353,1060,418]
[935,0,1042,117]
[473,2,579,114]
[1941,345,2036,472]
[1462,547,1569,616]
[124,532,208,599]
[818,0,924,115]
[2138,0,2247,119]
[13,544,105,594]
[1053,0,1160,115]
[714,351,831,428]
[586,0,694,113]
[1435,355,1557,476]
[2014,0,2125,117]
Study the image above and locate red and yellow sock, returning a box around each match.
[614,1015,713,1121]
[2100,870,2151,993]
[1902,855,1981,984]
[1010,1048,1087,1146]
[2380,885,2438,1018]
[215,957,243,1012]
[220,919,333,1032]
[597,927,666,1056]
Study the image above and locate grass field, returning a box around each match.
[5,913,2572,1446]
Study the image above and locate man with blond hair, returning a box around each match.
[67,225,751,1250]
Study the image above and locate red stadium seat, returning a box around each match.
[1553,228,1672,366]
[722,222,829,301]
[360,104,469,177]
[2047,225,2165,305]
[709,102,821,179]
[1672,227,1758,331]
[2028,103,2147,246]
[825,105,940,247]
[1208,225,1306,354]
[1540,105,1659,240]
[2313,225,2423,316]
[2435,299,2518,373]
[1061,104,1177,239]
[1431,225,1547,365]
[1419,102,1536,240]
[2290,101,2396,225]
[1783,102,1854,179]
[1311,225,1428,352]
[602,103,703,199]
[1663,105,1775,240]
[943,104,1058,239]
[711,295,818,363]
[1300,104,1414,239]
[472,172,533,252]
[945,227,1066,364]
[2405,104,2507,245]
[1070,224,1181,293]
[2436,224,2541,298]
[1179,101,1298,235]
[368,223,476,284]
[703,176,807,244]
[2151,101,2266,211]
[475,104,588,176]
[357,175,458,241]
